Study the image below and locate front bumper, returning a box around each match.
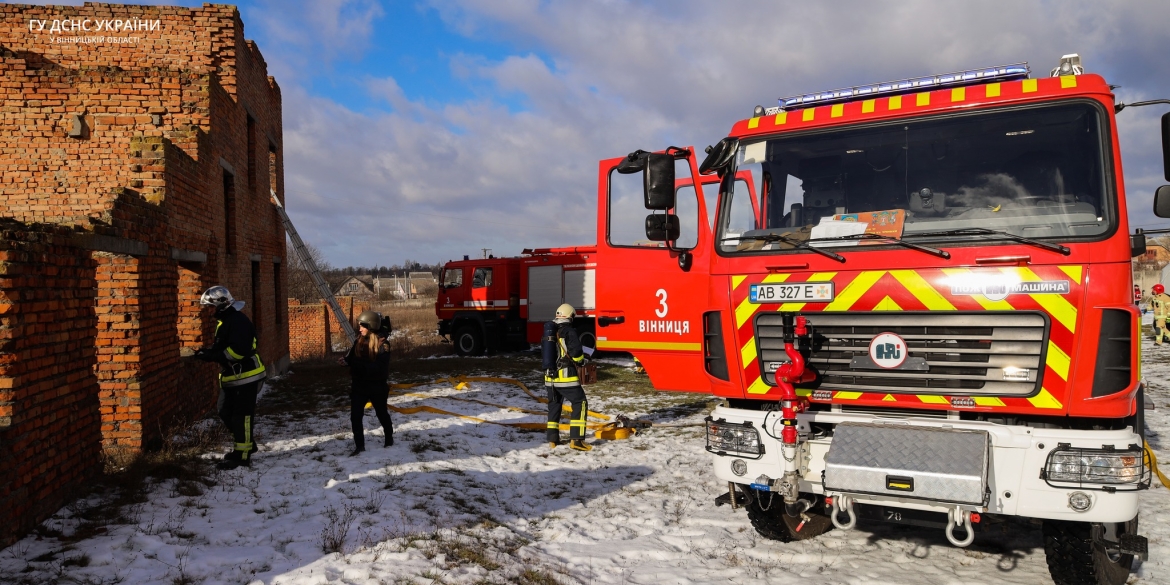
[709,405,1143,523]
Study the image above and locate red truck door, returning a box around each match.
[594,148,718,392]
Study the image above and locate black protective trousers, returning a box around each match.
[350,382,393,450]
[217,380,260,460]
[546,384,587,442]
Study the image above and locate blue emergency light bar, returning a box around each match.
[773,63,1030,112]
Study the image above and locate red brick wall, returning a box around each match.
[0,3,289,546]
[287,296,372,361]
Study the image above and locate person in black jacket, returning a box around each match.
[544,303,591,451]
[194,286,266,470]
[339,310,393,456]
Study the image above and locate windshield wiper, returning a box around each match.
[807,233,951,259]
[904,227,1070,255]
[724,233,846,263]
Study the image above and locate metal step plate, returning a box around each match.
[824,423,989,505]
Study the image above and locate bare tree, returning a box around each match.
[286,237,334,303]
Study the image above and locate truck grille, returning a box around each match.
[755,312,1048,396]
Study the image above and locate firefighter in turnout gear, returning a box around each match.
[1153,284,1170,345]
[194,286,266,470]
[544,303,592,451]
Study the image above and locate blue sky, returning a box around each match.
[19,1,1170,267]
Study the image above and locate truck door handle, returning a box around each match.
[598,316,625,327]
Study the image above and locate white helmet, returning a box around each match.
[200,285,245,311]
[555,303,576,320]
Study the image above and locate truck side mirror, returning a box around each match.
[1132,232,1147,257]
[1155,185,1170,218]
[644,153,676,210]
[645,213,680,241]
[699,137,738,175]
[1162,112,1170,182]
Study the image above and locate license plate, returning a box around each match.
[749,282,834,303]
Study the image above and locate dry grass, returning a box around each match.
[372,296,450,359]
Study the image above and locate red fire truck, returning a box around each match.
[594,54,1168,585]
[436,247,598,355]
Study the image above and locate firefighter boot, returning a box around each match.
[549,441,559,449]
[569,440,592,452]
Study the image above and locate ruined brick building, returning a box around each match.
[0,3,289,546]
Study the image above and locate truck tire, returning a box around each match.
[453,325,484,356]
[1042,518,1136,585]
[577,328,596,350]
[744,490,833,542]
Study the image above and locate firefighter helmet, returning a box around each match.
[555,303,576,320]
[199,285,244,311]
[1155,284,1165,295]
[357,310,382,332]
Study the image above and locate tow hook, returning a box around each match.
[945,507,976,547]
[828,495,857,530]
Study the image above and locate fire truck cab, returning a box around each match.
[595,55,1169,585]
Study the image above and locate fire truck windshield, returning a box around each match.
[717,101,1113,254]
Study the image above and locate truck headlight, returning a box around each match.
[1043,445,1148,489]
[705,417,764,459]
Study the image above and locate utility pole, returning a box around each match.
[481,248,492,259]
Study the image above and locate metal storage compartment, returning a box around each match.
[823,423,990,505]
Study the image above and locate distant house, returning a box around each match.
[334,275,377,298]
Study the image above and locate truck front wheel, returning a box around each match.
[453,325,484,356]
[743,489,833,542]
[1042,517,1136,585]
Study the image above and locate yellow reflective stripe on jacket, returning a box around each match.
[544,333,580,385]
[226,346,245,360]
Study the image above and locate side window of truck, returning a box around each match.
[442,268,463,288]
[608,158,700,248]
[472,267,492,288]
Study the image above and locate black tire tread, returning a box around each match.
[1042,520,1132,585]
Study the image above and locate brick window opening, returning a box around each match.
[251,260,262,339]
[268,142,278,197]
[223,170,236,255]
[247,115,256,189]
[176,263,205,353]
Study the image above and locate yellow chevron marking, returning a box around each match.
[1059,265,1082,285]
[952,87,965,102]
[882,394,896,402]
[802,108,816,122]
[889,95,902,110]
[825,271,885,311]
[974,397,1006,407]
[941,268,1015,310]
[731,275,747,290]
[775,111,788,125]
[1022,79,1038,93]
[1046,340,1070,381]
[736,274,791,327]
[1007,267,1078,333]
[891,270,956,310]
[834,391,862,400]
[1060,76,1077,89]
[875,296,903,311]
[1028,387,1063,409]
[862,99,875,113]
[986,83,1001,97]
[748,117,760,129]
[796,388,813,397]
[741,338,757,367]
[747,377,771,395]
[918,395,950,405]
[831,104,844,118]
[916,93,930,106]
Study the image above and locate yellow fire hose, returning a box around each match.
[1144,440,1170,489]
[373,375,646,438]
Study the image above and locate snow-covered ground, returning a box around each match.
[4,344,1170,584]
